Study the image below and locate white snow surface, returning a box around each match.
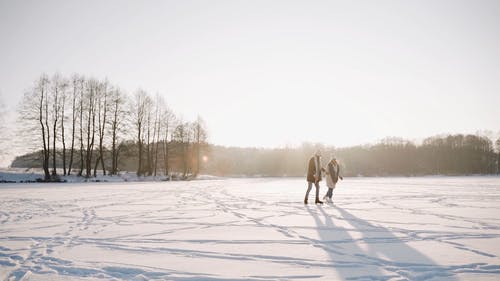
[0,168,222,183]
[0,177,499,281]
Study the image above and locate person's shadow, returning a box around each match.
[305,205,457,280]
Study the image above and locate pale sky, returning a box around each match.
[1,0,499,161]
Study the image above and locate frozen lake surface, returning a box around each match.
[1,177,499,280]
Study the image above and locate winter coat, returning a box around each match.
[307,156,322,183]
[326,161,340,189]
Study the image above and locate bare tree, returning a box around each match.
[59,77,69,175]
[133,90,148,176]
[109,88,127,175]
[44,76,52,178]
[173,121,190,178]
[150,95,174,177]
[186,122,193,177]
[93,80,109,177]
[78,78,86,176]
[144,95,154,176]
[85,79,98,177]
[50,74,65,177]
[192,116,208,176]
[152,94,161,177]
[18,75,51,180]
[162,106,176,178]
[16,73,212,180]
[67,75,83,175]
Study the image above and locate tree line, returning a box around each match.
[18,73,208,181]
[12,74,500,178]
[201,135,500,177]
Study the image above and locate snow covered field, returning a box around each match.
[1,177,499,281]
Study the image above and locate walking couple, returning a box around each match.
[304,150,343,204]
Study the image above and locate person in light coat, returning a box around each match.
[323,156,343,203]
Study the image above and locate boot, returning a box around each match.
[315,198,323,204]
[304,197,308,204]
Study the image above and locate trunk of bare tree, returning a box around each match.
[115,146,120,174]
[68,80,78,175]
[152,102,159,177]
[99,145,106,175]
[93,154,100,177]
[61,93,67,176]
[137,130,142,176]
[94,84,107,177]
[153,125,161,177]
[162,109,174,178]
[88,107,96,177]
[89,95,96,177]
[146,111,152,176]
[85,84,96,177]
[78,85,84,177]
[163,141,169,177]
[163,136,169,178]
[100,90,107,175]
[94,142,104,177]
[85,90,92,177]
[52,121,57,176]
[134,91,147,177]
[146,143,150,176]
[110,97,119,175]
[111,134,117,175]
[38,79,50,180]
[44,78,56,180]
[183,140,188,178]
[182,124,189,178]
[51,85,59,177]
[45,98,50,179]
[195,122,200,176]
[154,140,160,176]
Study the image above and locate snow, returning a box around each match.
[0,168,223,183]
[0,168,46,183]
[0,177,499,280]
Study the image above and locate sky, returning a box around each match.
[0,0,499,165]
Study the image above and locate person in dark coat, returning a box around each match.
[304,150,324,204]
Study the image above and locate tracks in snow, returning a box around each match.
[0,179,499,280]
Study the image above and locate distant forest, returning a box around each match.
[12,134,500,177]
[203,135,500,177]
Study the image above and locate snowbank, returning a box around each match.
[0,168,223,183]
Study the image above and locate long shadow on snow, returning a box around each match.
[306,205,458,281]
